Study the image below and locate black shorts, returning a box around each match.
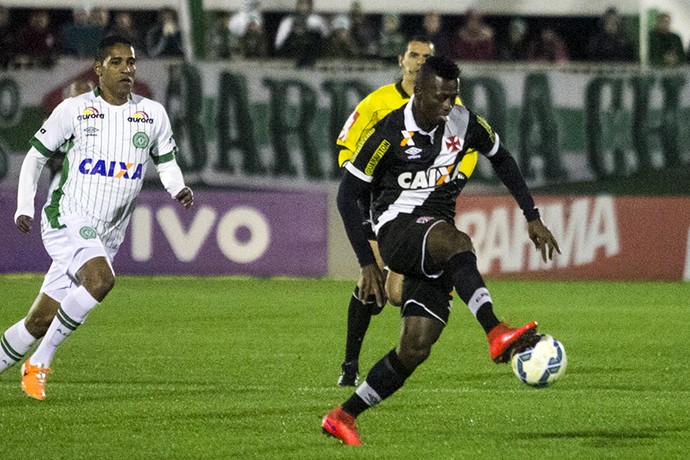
[401,275,454,325]
[377,214,449,278]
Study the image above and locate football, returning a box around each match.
[511,334,567,387]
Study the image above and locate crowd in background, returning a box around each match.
[0,1,688,70]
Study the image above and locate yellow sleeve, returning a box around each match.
[336,94,377,167]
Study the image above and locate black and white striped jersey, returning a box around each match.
[344,96,499,234]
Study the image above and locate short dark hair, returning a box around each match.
[407,35,434,46]
[95,35,133,62]
[417,55,460,82]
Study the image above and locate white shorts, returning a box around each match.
[40,214,118,302]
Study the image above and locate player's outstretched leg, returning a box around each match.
[21,285,100,400]
[446,251,538,363]
[325,348,412,445]
[325,315,440,445]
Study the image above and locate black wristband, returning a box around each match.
[525,207,541,222]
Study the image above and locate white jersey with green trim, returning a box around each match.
[31,88,178,248]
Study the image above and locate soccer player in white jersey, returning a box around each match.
[0,35,194,400]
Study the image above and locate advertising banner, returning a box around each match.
[1,60,689,190]
[456,195,690,281]
[0,188,328,277]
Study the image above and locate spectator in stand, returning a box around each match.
[237,12,269,59]
[322,14,361,59]
[207,11,235,59]
[15,10,58,68]
[274,0,329,58]
[228,0,269,59]
[348,1,377,58]
[449,9,496,62]
[0,6,16,69]
[497,18,528,61]
[527,25,569,63]
[229,0,262,38]
[587,7,634,62]
[107,11,143,52]
[60,6,105,58]
[421,11,449,57]
[376,14,406,64]
[91,8,110,32]
[146,7,185,58]
[649,12,685,67]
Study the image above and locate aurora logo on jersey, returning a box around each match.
[397,164,464,189]
[77,107,105,121]
[128,111,154,124]
[78,158,143,179]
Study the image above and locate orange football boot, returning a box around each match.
[21,359,51,400]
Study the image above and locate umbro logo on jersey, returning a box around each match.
[78,158,143,179]
[405,147,422,159]
[77,107,104,121]
[128,111,154,124]
[84,127,98,136]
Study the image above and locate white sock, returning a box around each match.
[30,286,99,367]
[0,320,37,373]
[467,287,491,317]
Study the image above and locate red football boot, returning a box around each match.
[488,321,538,363]
[321,406,362,446]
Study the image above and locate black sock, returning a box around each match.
[342,349,412,418]
[447,251,500,333]
[476,304,501,334]
[343,287,372,366]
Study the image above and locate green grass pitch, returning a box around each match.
[1,275,688,459]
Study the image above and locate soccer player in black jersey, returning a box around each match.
[335,37,530,388]
[322,56,560,445]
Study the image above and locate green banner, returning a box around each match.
[1,61,689,190]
